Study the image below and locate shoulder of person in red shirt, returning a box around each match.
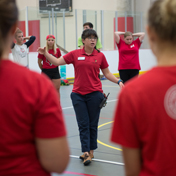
[111,65,176,148]
[1,60,67,138]
[116,37,141,49]
[56,47,61,58]
[63,48,107,64]
[133,38,141,48]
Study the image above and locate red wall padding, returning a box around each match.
[114,17,134,49]
[17,20,40,52]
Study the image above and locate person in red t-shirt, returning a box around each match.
[38,29,124,166]
[0,1,69,176]
[38,35,62,99]
[111,0,176,175]
[114,31,145,83]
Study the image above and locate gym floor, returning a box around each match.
[52,80,125,176]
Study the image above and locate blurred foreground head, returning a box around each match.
[0,0,18,58]
[147,0,176,54]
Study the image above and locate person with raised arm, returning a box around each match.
[38,34,62,99]
[38,29,124,166]
[11,28,36,67]
[114,30,145,83]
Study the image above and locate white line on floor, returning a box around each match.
[107,99,118,102]
[70,155,124,166]
[62,99,118,110]
[62,106,73,110]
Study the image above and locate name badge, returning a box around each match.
[78,57,85,60]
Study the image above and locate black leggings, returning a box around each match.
[119,69,139,83]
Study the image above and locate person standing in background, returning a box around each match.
[11,28,36,67]
[38,35,62,99]
[111,0,176,175]
[0,0,69,175]
[78,22,102,51]
[78,22,103,78]
[114,31,145,83]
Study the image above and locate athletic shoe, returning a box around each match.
[83,154,92,166]
[79,153,85,160]
[80,152,94,161]
[89,152,94,159]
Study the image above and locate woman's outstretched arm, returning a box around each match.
[37,47,66,66]
[101,67,124,88]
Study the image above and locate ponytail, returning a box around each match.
[148,0,176,43]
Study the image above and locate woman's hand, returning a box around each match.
[119,82,124,88]
[37,47,46,55]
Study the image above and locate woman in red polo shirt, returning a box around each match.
[0,1,69,175]
[38,29,124,166]
[111,0,176,175]
[38,35,62,99]
[114,31,145,83]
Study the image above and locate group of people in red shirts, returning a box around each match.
[1,0,176,175]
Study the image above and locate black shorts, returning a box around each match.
[42,67,61,80]
[119,69,139,83]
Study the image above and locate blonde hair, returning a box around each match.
[46,38,57,54]
[124,31,132,38]
[148,0,176,43]
[15,28,23,38]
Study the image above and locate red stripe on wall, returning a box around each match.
[16,20,40,52]
[113,17,134,49]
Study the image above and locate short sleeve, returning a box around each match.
[38,53,44,60]
[56,48,62,58]
[63,51,74,64]
[135,38,142,48]
[100,53,109,69]
[111,88,140,148]
[96,38,102,49]
[116,37,123,49]
[78,37,83,47]
[34,75,66,138]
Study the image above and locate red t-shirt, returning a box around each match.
[116,38,141,70]
[63,48,109,95]
[111,65,176,176]
[0,60,66,176]
[38,48,61,69]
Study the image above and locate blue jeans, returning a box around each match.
[71,91,104,152]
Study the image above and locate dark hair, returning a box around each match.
[81,29,100,52]
[81,29,98,40]
[83,22,93,29]
[148,0,176,43]
[0,0,18,58]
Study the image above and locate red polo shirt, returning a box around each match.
[116,38,141,70]
[63,48,109,95]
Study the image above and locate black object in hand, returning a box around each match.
[99,93,110,109]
